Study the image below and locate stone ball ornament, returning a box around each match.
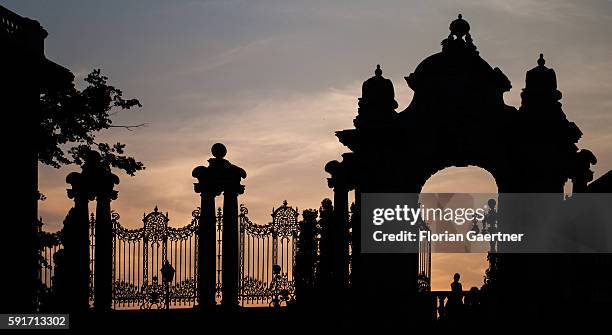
[211,142,227,159]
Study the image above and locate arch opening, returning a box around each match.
[419,166,498,291]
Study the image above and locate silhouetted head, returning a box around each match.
[53,249,66,265]
[320,198,333,211]
[211,143,227,159]
[454,273,461,282]
[487,199,497,209]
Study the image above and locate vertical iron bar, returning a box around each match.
[128,241,131,293]
[266,237,269,300]
[246,234,250,304]
[137,240,140,297]
[256,235,259,303]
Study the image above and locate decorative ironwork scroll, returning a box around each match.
[239,201,299,306]
[112,207,202,309]
[215,207,223,303]
[89,214,95,306]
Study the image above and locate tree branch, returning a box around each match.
[109,123,148,131]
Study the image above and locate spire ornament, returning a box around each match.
[375,64,382,77]
[354,64,398,128]
[449,14,470,39]
[537,53,545,67]
[442,14,477,54]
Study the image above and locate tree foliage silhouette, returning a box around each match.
[39,69,145,176]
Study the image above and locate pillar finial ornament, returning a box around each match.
[538,53,545,67]
[375,64,382,77]
[211,142,227,159]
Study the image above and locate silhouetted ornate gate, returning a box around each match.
[239,201,299,306]
[39,202,303,309]
[112,207,212,309]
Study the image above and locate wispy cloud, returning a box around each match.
[180,37,277,74]
[465,0,606,21]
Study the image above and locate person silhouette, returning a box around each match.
[446,273,464,322]
[464,286,481,321]
[50,249,68,312]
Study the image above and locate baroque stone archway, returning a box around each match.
[325,14,601,317]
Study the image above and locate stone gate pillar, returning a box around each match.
[93,172,119,312]
[218,146,246,309]
[64,170,94,312]
[351,188,362,290]
[85,152,119,312]
[325,159,352,291]
[294,209,318,306]
[193,143,246,309]
[192,148,223,309]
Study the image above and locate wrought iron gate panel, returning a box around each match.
[417,219,432,293]
[166,208,200,306]
[112,211,144,308]
[112,207,201,309]
[37,216,97,309]
[37,220,63,307]
[239,201,299,307]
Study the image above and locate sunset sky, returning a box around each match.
[7,0,611,290]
